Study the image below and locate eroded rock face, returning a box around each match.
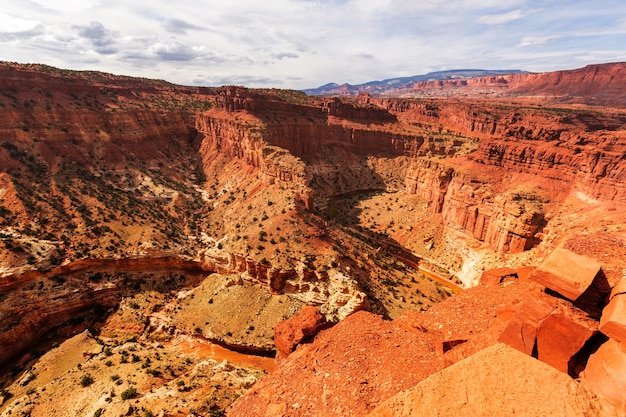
[406,159,548,253]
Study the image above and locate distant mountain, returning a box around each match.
[303,69,528,96]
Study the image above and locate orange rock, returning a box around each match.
[497,292,599,375]
[536,310,598,374]
[530,248,601,301]
[274,306,327,357]
[498,297,554,355]
[600,294,626,343]
[610,278,626,300]
[581,338,626,407]
[480,267,519,287]
[367,343,621,417]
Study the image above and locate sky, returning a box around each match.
[1,0,626,89]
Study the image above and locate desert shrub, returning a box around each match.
[80,374,94,387]
[121,386,137,400]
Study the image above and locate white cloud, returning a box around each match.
[163,18,205,34]
[478,9,528,25]
[517,35,559,48]
[0,0,625,88]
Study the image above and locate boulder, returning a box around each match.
[274,306,327,357]
[498,294,598,375]
[535,310,598,375]
[581,338,626,407]
[498,297,554,355]
[367,343,621,417]
[530,248,601,301]
[600,292,626,343]
[480,267,519,287]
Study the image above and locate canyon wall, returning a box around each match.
[405,63,626,106]
[2,62,626,374]
[196,87,626,256]
[394,99,626,252]
[197,87,477,211]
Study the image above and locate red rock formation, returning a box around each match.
[2,61,626,416]
[498,297,555,355]
[581,338,626,407]
[0,256,211,368]
[530,248,602,301]
[274,306,327,358]
[535,309,598,374]
[367,343,621,417]
[388,99,626,203]
[406,159,548,252]
[406,62,626,107]
[600,288,626,343]
[228,310,447,417]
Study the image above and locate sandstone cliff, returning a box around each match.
[401,62,626,106]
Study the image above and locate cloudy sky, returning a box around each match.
[1,0,626,89]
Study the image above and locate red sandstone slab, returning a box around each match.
[498,298,554,355]
[530,248,601,301]
[581,338,626,406]
[368,343,619,417]
[610,278,626,301]
[536,310,598,374]
[600,294,626,343]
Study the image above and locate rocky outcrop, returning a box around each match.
[367,343,621,417]
[228,264,626,416]
[198,250,367,320]
[581,339,626,407]
[530,248,603,302]
[228,310,447,417]
[599,280,626,342]
[581,278,626,406]
[274,306,328,358]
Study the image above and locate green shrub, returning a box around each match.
[80,374,94,387]
[120,386,137,400]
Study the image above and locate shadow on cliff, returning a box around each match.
[247,97,397,128]
[323,183,440,318]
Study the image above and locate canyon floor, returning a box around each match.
[1,62,626,416]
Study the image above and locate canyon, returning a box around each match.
[0,62,625,416]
